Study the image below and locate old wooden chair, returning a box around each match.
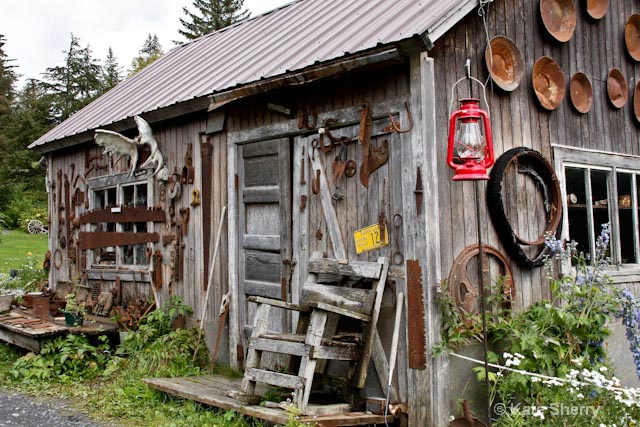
[238,253,389,413]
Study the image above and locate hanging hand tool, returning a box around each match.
[359,103,373,187]
[311,170,320,195]
[345,160,357,178]
[383,101,414,133]
[331,144,347,200]
[414,167,424,215]
[300,146,306,185]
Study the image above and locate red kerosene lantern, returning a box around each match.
[447,98,494,181]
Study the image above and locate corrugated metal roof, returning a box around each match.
[30,0,477,150]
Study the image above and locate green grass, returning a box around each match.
[0,230,48,274]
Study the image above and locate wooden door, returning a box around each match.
[238,138,292,346]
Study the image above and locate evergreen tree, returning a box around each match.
[101,47,122,92]
[129,34,163,75]
[178,0,250,41]
[0,34,17,117]
[40,34,102,122]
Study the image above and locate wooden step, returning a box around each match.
[245,368,304,390]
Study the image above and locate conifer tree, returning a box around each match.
[178,0,250,41]
[130,34,163,75]
[101,47,122,92]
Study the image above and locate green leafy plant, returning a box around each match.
[63,293,86,316]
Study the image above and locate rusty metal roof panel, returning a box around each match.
[30,0,477,149]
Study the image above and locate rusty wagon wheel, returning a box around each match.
[27,219,48,235]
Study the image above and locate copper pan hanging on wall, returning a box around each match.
[485,36,525,92]
[607,68,628,109]
[625,14,640,61]
[569,72,593,114]
[586,0,608,20]
[532,56,566,110]
[540,0,577,42]
[634,81,640,123]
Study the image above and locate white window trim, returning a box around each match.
[553,144,640,281]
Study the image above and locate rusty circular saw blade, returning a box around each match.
[569,72,593,114]
[485,36,525,92]
[532,56,566,110]
[540,0,576,42]
[626,14,640,62]
[607,68,628,109]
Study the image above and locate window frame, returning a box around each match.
[86,171,154,270]
[554,145,640,273]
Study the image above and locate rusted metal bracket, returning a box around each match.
[182,143,195,185]
[297,107,317,130]
[383,101,414,133]
[414,166,424,215]
[359,103,373,187]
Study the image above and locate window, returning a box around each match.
[89,177,152,268]
[557,146,640,267]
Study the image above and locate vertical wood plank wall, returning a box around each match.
[431,0,640,312]
[46,113,228,328]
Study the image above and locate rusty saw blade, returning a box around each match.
[406,259,427,369]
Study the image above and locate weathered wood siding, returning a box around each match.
[46,113,228,326]
[225,66,413,401]
[430,0,640,311]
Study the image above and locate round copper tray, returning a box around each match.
[532,56,565,110]
[625,14,640,61]
[540,0,577,42]
[607,68,628,109]
[569,72,593,114]
[485,36,525,92]
[586,0,608,20]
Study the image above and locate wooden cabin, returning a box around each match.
[28,0,640,425]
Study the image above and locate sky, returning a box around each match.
[1,0,291,88]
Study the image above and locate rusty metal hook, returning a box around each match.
[386,101,414,133]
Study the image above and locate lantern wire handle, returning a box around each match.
[448,67,491,119]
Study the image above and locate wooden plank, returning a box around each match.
[242,187,279,203]
[85,270,150,282]
[353,257,389,388]
[307,257,382,279]
[247,296,310,313]
[370,330,399,402]
[250,337,310,357]
[244,280,282,299]
[227,138,240,370]
[78,232,159,250]
[245,368,304,389]
[79,207,165,224]
[241,303,270,395]
[302,283,375,315]
[307,302,372,322]
[311,344,360,361]
[243,235,280,252]
[0,327,45,352]
[296,309,328,410]
[308,147,347,259]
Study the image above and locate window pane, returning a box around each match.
[566,167,589,254]
[123,185,135,207]
[591,169,610,257]
[135,244,148,266]
[135,184,147,207]
[618,172,635,263]
[106,188,117,207]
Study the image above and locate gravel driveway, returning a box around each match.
[0,389,110,427]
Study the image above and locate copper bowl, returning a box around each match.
[634,81,640,123]
[625,14,640,61]
[540,0,577,42]
[586,0,608,20]
[485,36,525,92]
[569,72,593,114]
[607,68,628,108]
[532,56,566,110]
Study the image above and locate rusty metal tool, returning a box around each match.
[406,259,426,369]
[300,146,306,185]
[392,214,403,265]
[299,195,307,212]
[359,103,373,187]
[414,166,424,215]
[297,108,317,130]
[384,101,414,133]
[379,178,387,241]
[311,170,320,195]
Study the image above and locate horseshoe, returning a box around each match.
[448,244,515,314]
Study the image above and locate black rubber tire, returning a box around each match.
[486,147,561,268]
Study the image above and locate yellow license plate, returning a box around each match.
[353,223,389,254]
